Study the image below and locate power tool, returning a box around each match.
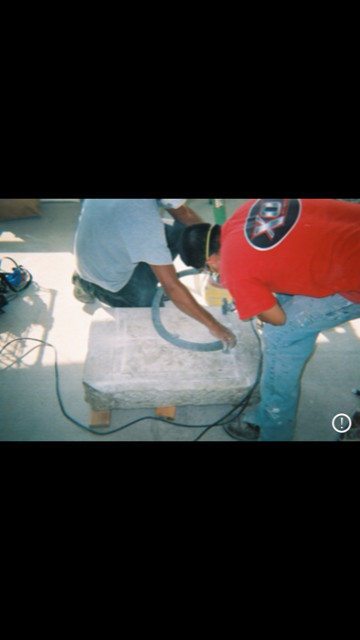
[0,256,32,312]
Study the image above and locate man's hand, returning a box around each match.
[208,321,237,351]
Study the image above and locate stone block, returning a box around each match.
[83,305,260,411]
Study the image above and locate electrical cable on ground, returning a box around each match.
[0,325,263,441]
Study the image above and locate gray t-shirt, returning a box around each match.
[74,198,186,291]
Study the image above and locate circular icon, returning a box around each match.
[332,414,352,434]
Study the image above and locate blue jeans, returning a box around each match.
[243,294,360,441]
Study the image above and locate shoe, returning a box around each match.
[72,273,95,304]
[73,285,95,304]
[338,411,360,441]
[223,418,260,441]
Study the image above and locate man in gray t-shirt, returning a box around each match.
[74,199,180,296]
[72,199,236,350]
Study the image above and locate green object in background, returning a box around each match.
[211,199,227,224]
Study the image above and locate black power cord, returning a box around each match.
[0,326,262,441]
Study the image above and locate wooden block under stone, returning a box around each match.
[155,407,177,420]
[90,409,111,427]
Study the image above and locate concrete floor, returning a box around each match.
[1,199,359,442]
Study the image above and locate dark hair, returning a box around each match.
[180,224,221,269]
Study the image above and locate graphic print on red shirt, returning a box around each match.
[244,199,301,250]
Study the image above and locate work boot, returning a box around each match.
[72,272,95,304]
[338,411,360,441]
[223,418,260,442]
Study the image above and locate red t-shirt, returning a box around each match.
[220,199,360,321]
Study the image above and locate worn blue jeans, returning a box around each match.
[243,294,360,441]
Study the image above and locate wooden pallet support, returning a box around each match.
[90,409,111,427]
[155,406,176,421]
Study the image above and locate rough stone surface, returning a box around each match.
[83,305,260,410]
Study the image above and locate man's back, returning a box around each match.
[220,198,360,320]
[74,199,172,292]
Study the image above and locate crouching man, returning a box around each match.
[73,198,236,351]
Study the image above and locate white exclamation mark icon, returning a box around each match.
[332,414,352,434]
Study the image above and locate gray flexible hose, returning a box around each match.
[151,269,223,352]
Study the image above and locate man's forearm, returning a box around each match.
[150,263,237,348]
[166,204,204,225]
[162,280,236,347]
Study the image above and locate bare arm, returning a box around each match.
[150,263,237,349]
[257,302,286,326]
[165,204,204,226]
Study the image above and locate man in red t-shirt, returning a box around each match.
[180,199,360,441]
